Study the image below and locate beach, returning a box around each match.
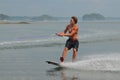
[0,21,120,80]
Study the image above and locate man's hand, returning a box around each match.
[56,32,65,37]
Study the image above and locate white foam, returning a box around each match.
[0,36,64,46]
[60,54,120,71]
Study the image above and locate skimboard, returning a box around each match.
[46,61,61,67]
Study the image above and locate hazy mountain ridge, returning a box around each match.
[0,14,120,22]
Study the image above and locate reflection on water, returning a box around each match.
[46,67,78,80]
[46,66,120,80]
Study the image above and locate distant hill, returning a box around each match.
[82,13,105,20]
[31,15,57,21]
[0,14,10,20]
[0,13,120,22]
[0,14,58,21]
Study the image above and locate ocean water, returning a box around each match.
[0,21,120,80]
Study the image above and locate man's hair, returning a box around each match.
[71,16,78,24]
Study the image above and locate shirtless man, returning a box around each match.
[56,16,79,63]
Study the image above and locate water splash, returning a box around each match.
[60,54,120,72]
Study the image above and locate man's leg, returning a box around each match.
[72,48,77,62]
[60,47,68,62]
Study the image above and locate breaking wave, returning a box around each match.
[0,37,65,50]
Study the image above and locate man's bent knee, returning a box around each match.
[73,48,77,53]
[64,47,68,51]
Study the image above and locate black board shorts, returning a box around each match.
[65,38,79,51]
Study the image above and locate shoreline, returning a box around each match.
[0,20,30,24]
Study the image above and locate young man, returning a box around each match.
[56,16,79,63]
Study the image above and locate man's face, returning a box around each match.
[70,19,75,25]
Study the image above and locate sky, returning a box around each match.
[0,0,120,17]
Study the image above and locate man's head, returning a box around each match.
[71,16,78,24]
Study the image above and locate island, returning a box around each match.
[82,13,105,20]
[0,14,10,20]
[31,15,57,21]
[0,14,30,24]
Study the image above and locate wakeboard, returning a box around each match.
[46,61,61,67]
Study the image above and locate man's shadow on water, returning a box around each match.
[46,67,78,80]
[46,67,64,76]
